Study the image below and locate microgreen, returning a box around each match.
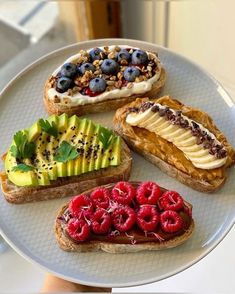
[38,118,58,138]
[54,141,79,163]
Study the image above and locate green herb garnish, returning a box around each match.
[98,127,114,150]
[38,118,58,138]
[54,141,79,163]
[10,131,36,160]
[12,163,34,172]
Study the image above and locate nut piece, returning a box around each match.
[72,86,81,94]
[110,75,117,81]
[63,97,71,104]
[120,59,128,66]
[115,80,122,89]
[94,69,102,75]
[67,89,73,96]
[107,80,115,86]
[53,95,60,103]
[117,72,123,80]
[108,51,116,59]
[93,60,100,67]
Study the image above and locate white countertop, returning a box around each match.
[0,42,234,293]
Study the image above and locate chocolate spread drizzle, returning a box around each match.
[128,102,227,159]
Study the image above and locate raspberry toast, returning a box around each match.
[55,181,194,253]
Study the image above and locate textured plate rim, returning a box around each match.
[0,38,234,288]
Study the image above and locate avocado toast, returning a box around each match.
[0,114,131,204]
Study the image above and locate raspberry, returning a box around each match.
[90,188,110,209]
[136,205,159,232]
[160,210,183,233]
[67,218,90,242]
[91,209,111,234]
[111,206,136,232]
[112,181,135,205]
[69,194,93,218]
[136,181,161,205]
[159,191,184,211]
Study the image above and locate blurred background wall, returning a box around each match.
[0,0,234,96]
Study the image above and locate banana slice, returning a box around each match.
[191,154,216,164]
[154,121,171,132]
[193,157,227,169]
[158,124,180,136]
[126,108,152,126]
[146,116,165,130]
[164,127,185,141]
[185,148,208,158]
[140,112,160,128]
[176,136,197,147]
[180,144,203,152]
[173,130,192,143]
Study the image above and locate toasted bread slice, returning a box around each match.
[43,68,166,116]
[0,140,132,204]
[113,96,235,193]
[55,182,194,253]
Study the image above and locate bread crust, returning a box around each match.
[113,97,235,193]
[0,140,132,204]
[43,68,166,116]
[55,182,194,253]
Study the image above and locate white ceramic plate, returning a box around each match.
[0,39,234,288]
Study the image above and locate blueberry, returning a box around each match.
[101,59,119,75]
[80,63,96,74]
[89,78,106,93]
[60,62,77,78]
[117,49,130,62]
[89,47,103,61]
[131,50,148,65]
[124,67,140,82]
[56,77,73,93]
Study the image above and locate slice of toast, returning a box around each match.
[55,182,194,253]
[113,96,235,192]
[43,68,166,116]
[0,140,132,204]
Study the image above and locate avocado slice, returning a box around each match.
[36,170,50,186]
[66,115,80,176]
[74,118,88,176]
[88,124,101,172]
[5,152,38,186]
[34,126,52,182]
[101,136,114,168]
[45,115,59,181]
[94,135,103,171]
[81,120,95,173]
[28,122,41,142]
[110,136,121,166]
[56,114,70,177]
[58,113,68,130]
